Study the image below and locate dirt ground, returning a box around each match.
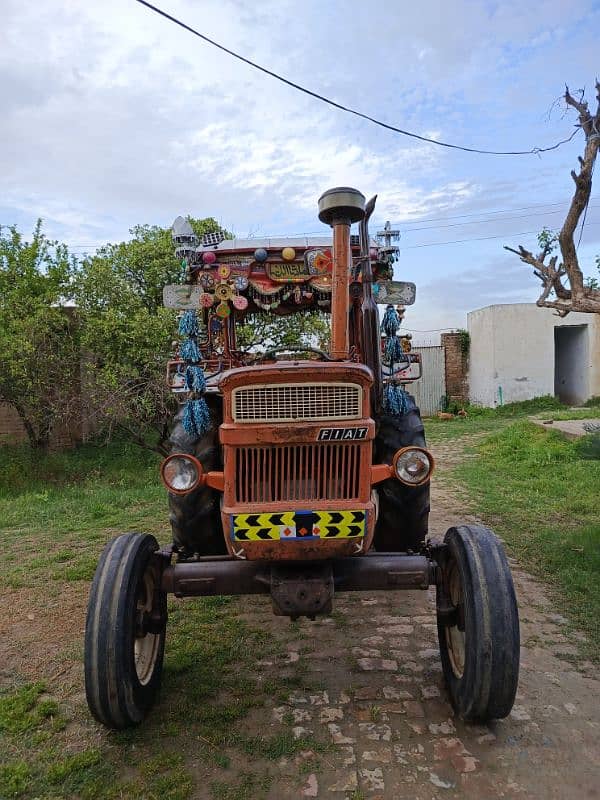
[1,440,599,799]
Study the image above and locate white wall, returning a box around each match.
[467,303,600,407]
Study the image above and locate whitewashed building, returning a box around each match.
[468,303,600,407]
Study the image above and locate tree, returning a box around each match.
[505,81,600,315]
[237,310,330,352]
[75,219,223,454]
[0,220,79,450]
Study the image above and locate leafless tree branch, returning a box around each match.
[505,80,600,315]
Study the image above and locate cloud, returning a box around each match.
[405,254,543,342]
[1,0,597,317]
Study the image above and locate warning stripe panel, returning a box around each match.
[231,510,365,541]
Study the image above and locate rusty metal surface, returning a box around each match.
[359,194,382,414]
[270,562,334,618]
[161,552,435,599]
[233,442,364,503]
[219,362,373,421]
[330,221,352,359]
[219,420,375,446]
[333,553,432,591]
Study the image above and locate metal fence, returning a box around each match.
[409,346,446,417]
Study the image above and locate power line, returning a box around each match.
[243,200,596,238]
[379,200,587,227]
[400,221,600,249]
[134,0,580,157]
[403,327,459,333]
[397,205,599,234]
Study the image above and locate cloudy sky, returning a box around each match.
[2,0,599,341]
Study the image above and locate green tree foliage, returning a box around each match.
[0,221,78,450]
[2,217,335,454]
[237,310,330,352]
[75,219,223,453]
[537,226,599,290]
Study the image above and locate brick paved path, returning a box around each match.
[236,442,599,798]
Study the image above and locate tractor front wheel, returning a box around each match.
[436,524,520,722]
[84,533,167,729]
[373,403,430,552]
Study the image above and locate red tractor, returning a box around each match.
[84,187,519,729]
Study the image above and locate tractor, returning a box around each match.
[84,187,519,729]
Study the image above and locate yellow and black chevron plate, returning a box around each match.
[231,510,365,541]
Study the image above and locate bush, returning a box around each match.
[494,395,564,416]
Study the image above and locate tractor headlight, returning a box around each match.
[160,454,203,494]
[392,447,434,486]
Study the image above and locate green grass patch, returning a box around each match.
[0,441,166,589]
[583,396,600,408]
[239,731,328,761]
[442,395,565,418]
[0,439,292,798]
[0,761,30,799]
[453,421,600,656]
[0,683,63,736]
[211,771,273,800]
[537,408,600,421]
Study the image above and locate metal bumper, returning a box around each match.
[161,553,435,599]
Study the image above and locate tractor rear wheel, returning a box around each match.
[436,525,520,721]
[84,533,167,729]
[373,400,430,552]
[167,396,226,556]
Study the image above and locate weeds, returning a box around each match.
[451,421,600,658]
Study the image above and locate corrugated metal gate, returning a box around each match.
[408,346,446,416]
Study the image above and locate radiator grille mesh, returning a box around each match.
[232,383,362,423]
[234,443,362,503]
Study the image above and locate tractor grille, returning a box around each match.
[232,383,362,423]
[234,443,362,503]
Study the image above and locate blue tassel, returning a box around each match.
[381,304,400,337]
[383,384,410,416]
[179,310,200,336]
[180,337,200,363]
[182,398,211,437]
[385,335,403,364]
[185,365,206,392]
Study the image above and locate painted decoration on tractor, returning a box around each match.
[231,510,366,541]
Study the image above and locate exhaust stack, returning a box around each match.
[318,187,366,360]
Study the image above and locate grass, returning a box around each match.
[1,399,598,796]
[0,441,165,589]
[537,407,600,421]
[0,440,324,799]
[428,415,600,659]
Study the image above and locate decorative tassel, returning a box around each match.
[178,310,200,336]
[383,384,410,416]
[182,398,211,437]
[185,365,206,392]
[180,338,200,363]
[381,304,400,337]
[385,335,403,363]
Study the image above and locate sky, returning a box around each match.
[1,0,599,343]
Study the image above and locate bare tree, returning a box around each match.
[505,81,600,316]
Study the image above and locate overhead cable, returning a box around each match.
[134,0,580,157]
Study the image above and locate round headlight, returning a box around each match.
[392,447,434,486]
[160,454,203,495]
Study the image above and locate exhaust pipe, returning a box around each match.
[318,187,366,360]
